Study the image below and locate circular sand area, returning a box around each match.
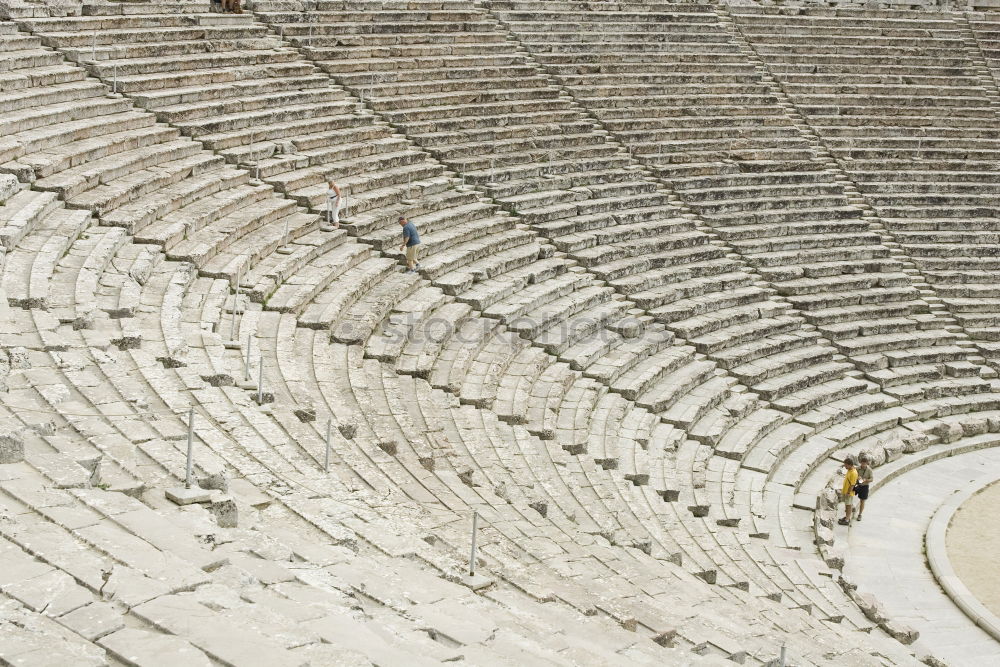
[947,480,1000,618]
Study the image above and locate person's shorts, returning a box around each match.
[842,493,857,507]
[405,244,420,263]
[855,484,869,500]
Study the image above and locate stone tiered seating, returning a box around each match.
[496,0,999,410]
[0,182,825,666]
[731,5,1000,376]
[3,1,1000,662]
[487,2,879,427]
[0,14,322,299]
[17,2,545,294]
[262,314,894,664]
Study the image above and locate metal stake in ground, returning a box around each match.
[324,419,332,472]
[185,407,194,489]
[468,511,479,577]
[229,269,241,341]
[257,354,265,404]
[244,334,252,382]
[91,33,96,62]
[779,644,786,667]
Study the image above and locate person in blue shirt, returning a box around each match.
[398,216,421,273]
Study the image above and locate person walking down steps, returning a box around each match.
[324,180,342,230]
[398,216,421,273]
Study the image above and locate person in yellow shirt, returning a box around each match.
[838,457,858,526]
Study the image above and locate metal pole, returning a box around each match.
[112,63,117,94]
[324,419,331,471]
[257,354,264,404]
[230,268,240,340]
[468,511,479,576]
[91,33,96,62]
[184,407,194,488]
[779,644,786,667]
[244,334,252,381]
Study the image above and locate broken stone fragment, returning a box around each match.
[337,422,357,440]
[0,425,24,464]
[0,174,18,203]
[210,497,238,528]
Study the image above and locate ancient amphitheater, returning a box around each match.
[2,0,1000,663]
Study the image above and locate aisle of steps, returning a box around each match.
[730,5,1000,378]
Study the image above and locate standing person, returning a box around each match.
[324,180,342,230]
[398,216,421,273]
[838,457,859,526]
[855,454,874,522]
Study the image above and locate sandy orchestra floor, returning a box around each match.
[947,480,1000,619]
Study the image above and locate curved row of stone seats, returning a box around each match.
[351,272,926,628]
[265,318,896,664]
[0,199,740,666]
[0,436,705,667]
[729,5,1000,370]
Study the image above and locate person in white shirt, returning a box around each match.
[325,180,342,230]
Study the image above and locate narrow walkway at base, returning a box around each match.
[843,448,1000,666]
[948,479,1000,620]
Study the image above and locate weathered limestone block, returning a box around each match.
[859,446,886,467]
[989,415,1000,433]
[838,573,858,593]
[819,487,841,510]
[821,543,845,570]
[210,497,238,528]
[0,422,24,464]
[931,421,964,443]
[883,619,919,645]
[882,439,904,463]
[0,174,18,203]
[814,525,834,546]
[852,591,887,624]
[962,417,989,437]
[901,432,931,453]
[6,346,30,369]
